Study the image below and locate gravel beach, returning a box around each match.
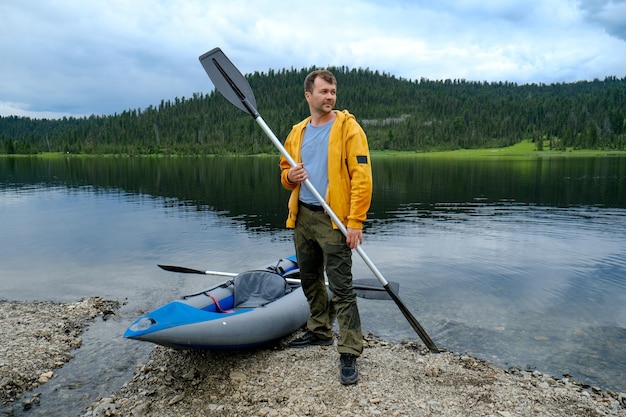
[1,299,625,417]
[0,298,119,412]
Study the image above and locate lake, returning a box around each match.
[1,154,625,415]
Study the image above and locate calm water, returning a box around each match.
[1,155,625,415]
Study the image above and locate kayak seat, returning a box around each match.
[233,270,288,308]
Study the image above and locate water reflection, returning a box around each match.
[360,198,626,392]
[372,155,626,210]
[2,155,626,231]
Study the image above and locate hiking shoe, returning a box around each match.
[289,331,333,348]
[339,353,359,385]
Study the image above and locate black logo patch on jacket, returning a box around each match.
[356,155,368,164]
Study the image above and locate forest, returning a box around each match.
[1,67,625,155]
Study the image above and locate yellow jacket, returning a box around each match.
[280,110,373,230]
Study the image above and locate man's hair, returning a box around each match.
[304,70,337,93]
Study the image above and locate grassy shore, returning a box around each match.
[3,140,626,159]
[372,140,626,159]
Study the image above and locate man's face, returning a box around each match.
[305,77,336,115]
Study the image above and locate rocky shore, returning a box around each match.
[1,299,625,416]
[0,298,119,411]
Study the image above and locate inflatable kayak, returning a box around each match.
[123,256,309,349]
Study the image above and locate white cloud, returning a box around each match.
[0,101,74,120]
[1,0,625,119]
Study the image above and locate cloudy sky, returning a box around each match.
[1,0,626,119]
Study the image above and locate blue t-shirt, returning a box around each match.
[299,119,334,205]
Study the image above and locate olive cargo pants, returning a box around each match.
[294,205,364,356]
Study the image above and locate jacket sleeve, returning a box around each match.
[280,118,310,190]
[280,157,296,190]
[280,129,298,190]
[344,118,373,229]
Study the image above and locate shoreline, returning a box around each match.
[85,334,626,417]
[6,140,626,160]
[1,299,625,416]
[0,298,119,411]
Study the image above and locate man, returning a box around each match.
[279,69,373,385]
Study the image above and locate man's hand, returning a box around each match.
[288,163,307,183]
[346,227,363,249]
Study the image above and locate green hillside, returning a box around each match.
[1,67,625,155]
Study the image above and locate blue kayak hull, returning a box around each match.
[124,257,310,349]
[124,286,309,349]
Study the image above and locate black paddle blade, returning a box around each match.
[353,279,399,300]
[158,264,205,275]
[198,48,258,117]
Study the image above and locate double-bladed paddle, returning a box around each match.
[157,264,398,300]
[198,48,438,352]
